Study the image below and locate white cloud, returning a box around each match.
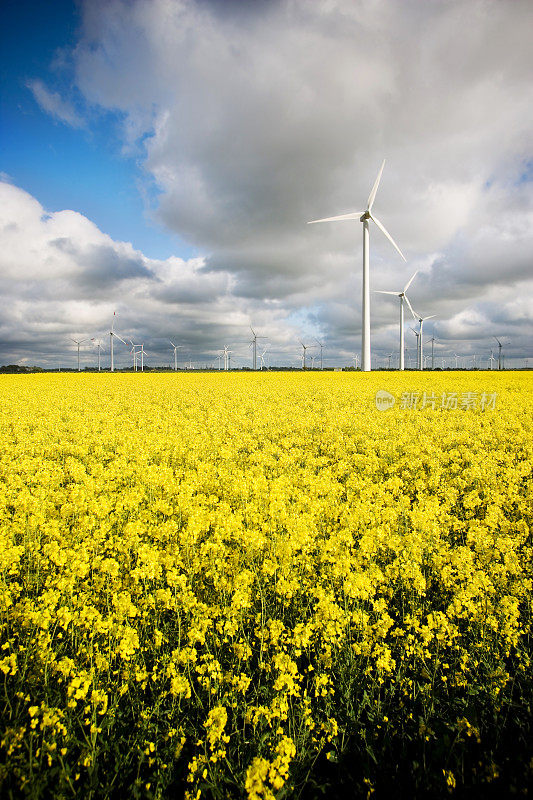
[26,79,85,128]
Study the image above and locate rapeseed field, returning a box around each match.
[0,372,531,798]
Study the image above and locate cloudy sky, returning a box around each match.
[1,0,532,369]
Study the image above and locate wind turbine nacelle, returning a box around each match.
[360,211,370,222]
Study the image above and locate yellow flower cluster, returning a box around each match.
[0,371,531,798]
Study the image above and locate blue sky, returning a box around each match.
[1,0,191,260]
[0,0,532,368]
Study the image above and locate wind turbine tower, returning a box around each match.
[493,336,503,370]
[410,311,435,371]
[170,341,183,371]
[411,328,420,368]
[70,338,89,372]
[223,345,231,371]
[109,313,127,372]
[300,341,308,370]
[250,327,268,370]
[308,160,406,371]
[91,338,105,372]
[315,338,325,370]
[374,270,418,370]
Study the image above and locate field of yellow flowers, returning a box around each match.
[1,371,532,799]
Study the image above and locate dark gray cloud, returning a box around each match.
[50,238,156,288]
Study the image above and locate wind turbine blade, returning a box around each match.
[114,333,128,346]
[369,214,406,260]
[403,270,418,292]
[404,295,418,320]
[367,159,385,212]
[308,212,362,224]
[423,315,436,321]
[373,290,399,295]
[170,340,176,347]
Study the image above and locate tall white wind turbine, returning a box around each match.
[315,338,325,370]
[259,346,269,370]
[109,313,127,372]
[299,341,309,370]
[493,336,504,370]
[410,327,420,368]
[308,160,406,371]
[223,345,232,371]
[91,338,105,372]
[374,270,418,370]
[409,309,436,371]
[70,338,89,372]
[129,340,141,371]
[250,327,268,371]
[170,341,183,371]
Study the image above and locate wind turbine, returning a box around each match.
[299,341,309,370]
[429,336,436,371]
[223,345,232,371]
[409,310,436,371]
[129,340,141,371]
[91,338,105,372]
[374,270,418,370]
[109,313,128,372]
[250,327,268,370]
[170,341,183,371]
[308,159,406,371]
[315,338,325,370]
[493,336,506,370]
[259,346,269,370]
[70,338,89,372]
[410,327,420,368]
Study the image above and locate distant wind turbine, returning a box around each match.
[170,341,183,371]
[70,338,89,372]
[315,338,325,370]
[109,313,128,372]
[492,336,509,370]
[374,270,418,370]
[259,346,269,370]
[308,159,406,371]
[299,341,309,370]
[91,338,105,372]
[410,327,420,368]
[250,327,268,370]
[409,309,436,371]
[223,345,232,371]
